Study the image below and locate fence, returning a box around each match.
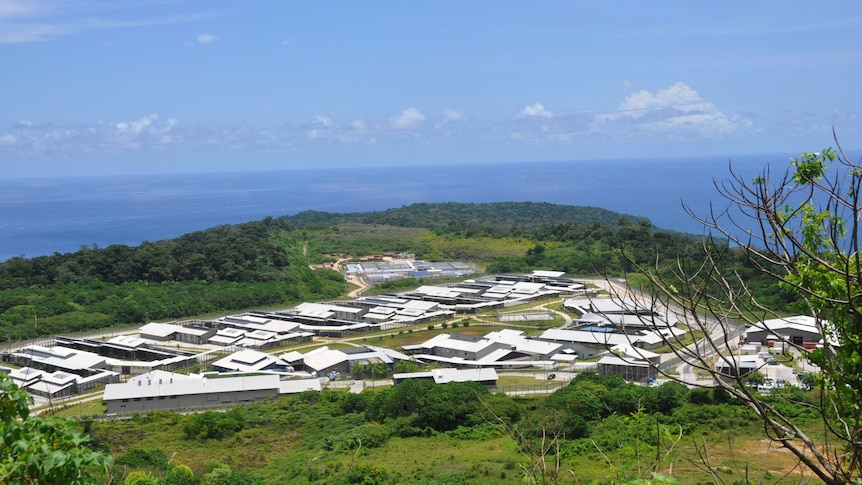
[1,324,142,354]
[497,381,568,396]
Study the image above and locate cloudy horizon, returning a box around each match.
[1,1,859,177]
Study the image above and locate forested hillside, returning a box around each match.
[285,202,649,230]
[0,218,345,341]
[0,202,795,342]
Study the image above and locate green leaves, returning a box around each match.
[791,148,835,184]
[0,375,112,484]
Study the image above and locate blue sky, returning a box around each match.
[1,1,860,177]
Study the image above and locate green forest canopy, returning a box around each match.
[0,202,794,341]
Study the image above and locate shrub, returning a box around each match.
[182,408,246,440]
[164,464,197,485]
[115,447,169,470]
[124,471,160,485]
[346,463,389,484]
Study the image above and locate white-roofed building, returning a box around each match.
[483,329,562,359]
[172,326,216,345]
[301,346,350,376]
[414,286,463,299]
[218,316,303,335]
[745,315,830,348]
[597,354,657,383]
[9,345,108,374]
[634,327,688,350]
[26,371,80,399]
[211,349,293,374]
[393,368,498,388]
[607,344,661,367]
[537,329,638,359]
[279,378,322,394]
[138,322,216,344]
[511,282,545,295]
[103,372,285,413]
[294,302,366,321]
[8,366,45,389]
[715,354,762,377]
[138,322,177,341]
[106,335,149,348]
[408,331,565,368]
[210,328,246,346]
[279,350,305,366]
[418,333,512,362]
[298,345,412,376]
[7,365,119,399]
[532,270,566,279]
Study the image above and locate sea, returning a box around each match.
[0,154,795,263]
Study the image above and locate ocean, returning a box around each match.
[0,155,786,262]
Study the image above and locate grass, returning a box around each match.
[348,324,511,349]
[91,404,823,485]
[286,341,358,353]
[43,398,107,419]
[496,374,546,386]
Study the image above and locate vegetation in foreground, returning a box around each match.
[39,372,816,485]
[7,147,862,483]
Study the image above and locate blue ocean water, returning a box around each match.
[0,155,787,262]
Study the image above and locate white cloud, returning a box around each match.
[442,109,464,122]
[610,82,709,118]
[0,132,17,145]
[196,33,217,44]
[390,108,425,129]
[435,108,467,134]
[595,82,743,136]
[116,113,157,135]
[109,113,182,149]
[517,102,554,119]
[0,0,50,19]
[0,112,188,156]
[312,115,334,127]
[304,114,367,143]
[0,2,219,44]
[503,83,746,145]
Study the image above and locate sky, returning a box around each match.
[1,0,860,178]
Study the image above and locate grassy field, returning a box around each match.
[44,397,107,419]
[90,403,822,485]
[347,324,509,349]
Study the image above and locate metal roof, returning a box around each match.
[138,322,178,338]
[104,374,280,401]
[302,346,348,372]
[538,329,634,347]
[394,367,498,384]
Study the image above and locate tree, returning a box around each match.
[0,374,113,484]
[613,139,862,484]
[164,463,198,485]
[746,370,766,387]
[124,471,160,485]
